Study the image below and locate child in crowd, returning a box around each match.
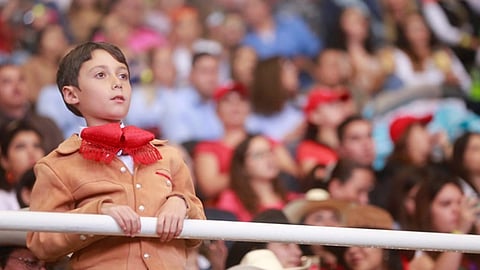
[26,42,205,269]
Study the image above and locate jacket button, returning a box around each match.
[165,180,172,187]
[135,183,142,189]
[138,205,145,211]
[79,235,87,241]
[120,166,127,173]
[143,253,150,259]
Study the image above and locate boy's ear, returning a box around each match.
[62,86,79,105]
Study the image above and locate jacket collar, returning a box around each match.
[56,135,168,155]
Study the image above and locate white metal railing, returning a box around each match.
[1,210,480,253]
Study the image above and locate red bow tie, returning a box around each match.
[79,123,162,165]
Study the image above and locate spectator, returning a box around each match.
[386,166,425,230]
[373,113,449,209]
[21,23,69,106]
[340,203,404,270]
[451,131,480,199]
[320,158,376,205]
[162,52,223,145]
[214,134,301,221]
[337,115,377,167]
[194,82,299,204]
[246,56,304,143]
[240,0,321,60]
[408,165,480,269]
[283,188,350,270]
[296,88,353,176]
[0,62,64,153]
[326,5,387,98]
[229,45,258,88]
[169,6,205,88]
[193,82,251,202]
[226,209,311,269]
[126,45,178,138]
[0,121,45,210]
[66,0,106,44]
[380,0,419,44]
[240,0,321,89]
[310,49,352,92]
[393,12,471,93]
[421,0,480,70]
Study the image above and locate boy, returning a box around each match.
[26,42,206,269]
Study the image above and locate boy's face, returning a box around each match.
[63,49,131,126]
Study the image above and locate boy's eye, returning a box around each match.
[119,73,129,80]
[95,72,106,78]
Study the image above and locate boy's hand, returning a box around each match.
[101,203,141,237]
[156,196,187,242]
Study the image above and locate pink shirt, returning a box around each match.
[214,189,302,222]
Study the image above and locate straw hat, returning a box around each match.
[283,189,351,224]
[228,249,312,270]
[343,204,394,230]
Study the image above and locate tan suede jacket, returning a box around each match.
[26,135,205,270]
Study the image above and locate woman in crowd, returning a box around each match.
[409,164,480,269]
[246,56,304,144]
[374,113,448,208]
[451,131,480,199]
[0,121,45,210]
[326,5,387,98]
[393,12,471,93]
[296,88,354,176]
[214,134,301,221]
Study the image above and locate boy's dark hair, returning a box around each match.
[56,42,129,117]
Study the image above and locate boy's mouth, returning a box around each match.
[111,95,125,101]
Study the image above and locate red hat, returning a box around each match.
[389,114,433,143]
[304,88,350,115]
[213,82,248,102]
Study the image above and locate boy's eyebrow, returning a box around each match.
[87,65,129,72]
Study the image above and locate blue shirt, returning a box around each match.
[243,14,322,59]
[161,87,223,144]
[36,84,85,139]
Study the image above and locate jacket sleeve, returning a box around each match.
[165,145,206,247]
[26,161,111,261]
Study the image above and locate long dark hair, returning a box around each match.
[451,132,480,192]
[413,164,462,232]
[250,57,290,116]
[229,134,287,214]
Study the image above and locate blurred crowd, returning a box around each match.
[1,0,480,269]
